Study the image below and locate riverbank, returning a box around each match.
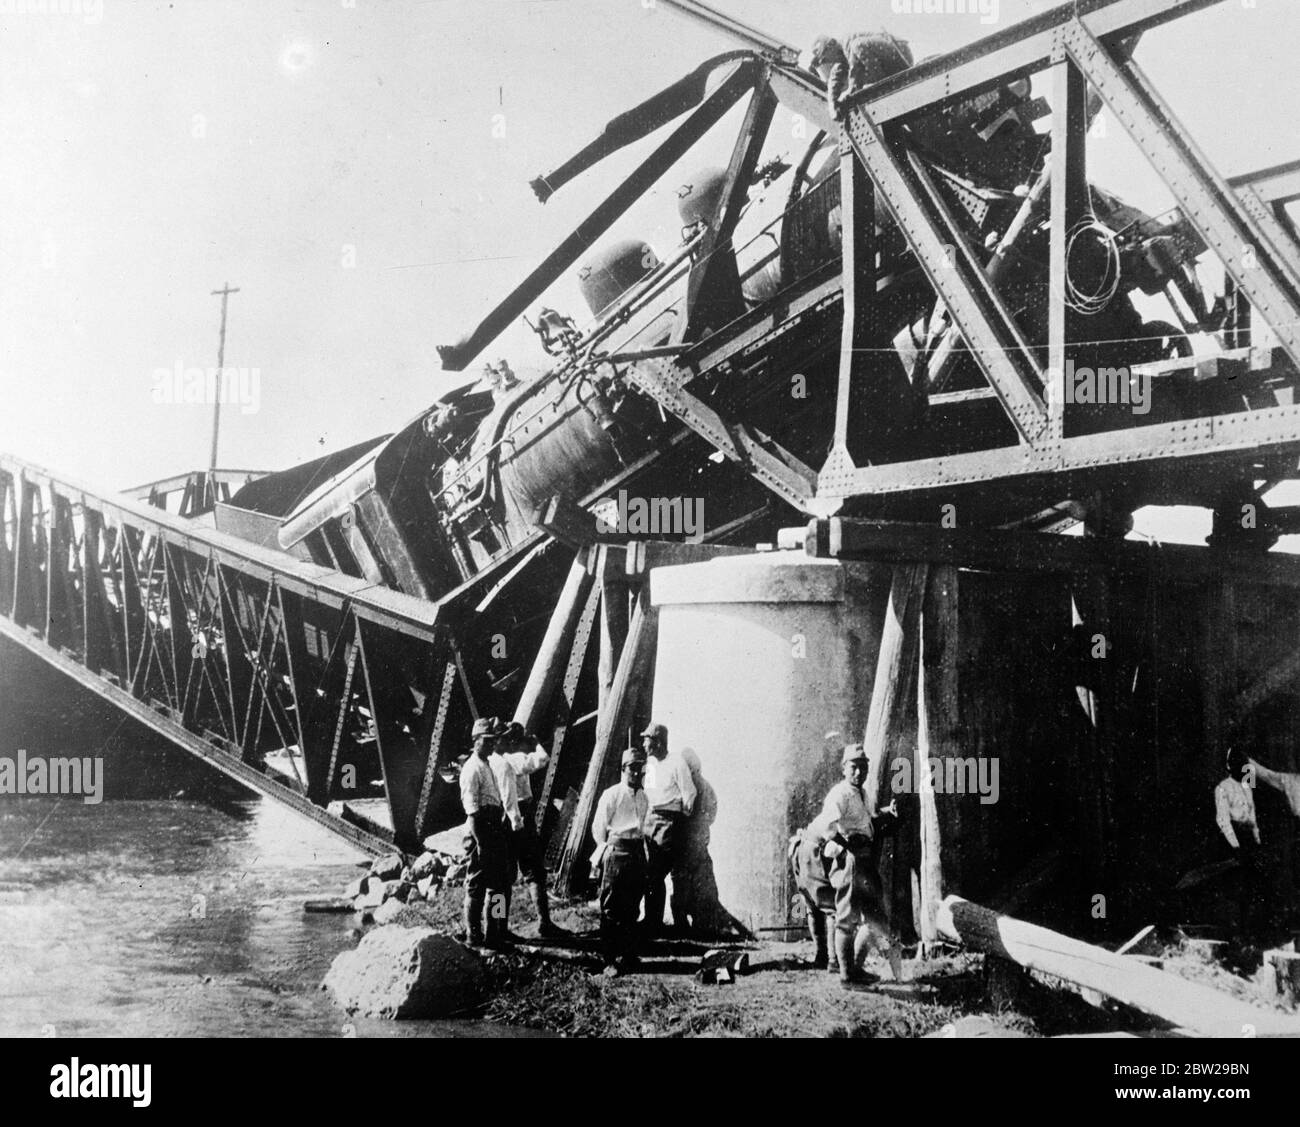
[336,876,1113,1038]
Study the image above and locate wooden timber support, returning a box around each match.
[862,564,928,818]
[936,895,1300,1037]
[512,547,594,732]
[533,581,602,835]
[557,584,659,895]
[915,565,959,954]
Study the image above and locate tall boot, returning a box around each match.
[463,890,484,947]
[835,930,862,987]
[531,882,562,938]
[808,908,828,970]
[485,888,514,948]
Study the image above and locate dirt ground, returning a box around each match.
[364,879,1118,1038]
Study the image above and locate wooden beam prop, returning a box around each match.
[916,565,959,953]
[863,563,929,818]
[598,547,630,723]
[936,895,1300,1037]
[512,547,594,734]
[558,588,658,894]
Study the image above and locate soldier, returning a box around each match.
[495,721,562,938]
[844,30,913,90]
[591,748,650,975]
[640,722,696,936]
[792,743,902,987]
[459,716,510,947]
[809,36,850,116]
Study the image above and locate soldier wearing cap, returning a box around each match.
[809,35,850,115]
[791,743,902,986]
[459,716,510,947]
[640,722,697,936]
[493,721,562,938]
[591,748,651,974]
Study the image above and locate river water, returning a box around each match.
[0,637,536,1039]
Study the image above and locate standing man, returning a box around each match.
[459,717,510,948]
[800,743,902,987]
[495,722,562,938]
[591,748,650,975]
[640,722,697,937]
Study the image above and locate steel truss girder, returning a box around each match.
[838,0,1225,128]
[622,357,817,509]
[0,611,394,856]
[817,400,1300,500]
[840,110,1049,445]
[816,1,1300,506]
[0,454,443,641]
[1060,19,1300,372]
[1235,185,1300,289]
[0,451,469,857]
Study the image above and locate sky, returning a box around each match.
[2,0,1299,543]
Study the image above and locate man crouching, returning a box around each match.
[791,743,903,987]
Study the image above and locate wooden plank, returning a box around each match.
[863,564,928,817]
[916,565,959,952]
[512,547,594,732]
[937,895,1300,1037]
[598,548,630,724]
[558,588,658,893]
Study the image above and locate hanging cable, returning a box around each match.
[1064,216,1122,315]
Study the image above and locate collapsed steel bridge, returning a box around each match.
[5,0,1300,881]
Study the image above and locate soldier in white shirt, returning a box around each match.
[640,722,697,936]
[793,744,901,986]
[591,748,650,974]
[493,722,562,938]
[458,717,509,947]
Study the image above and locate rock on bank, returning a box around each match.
[323,926,487,1019]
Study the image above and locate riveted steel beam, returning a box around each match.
[623,358,817,510]
[818,399,1300,501]
[842,0,1225,127]
[840,107,1049,444]
[1062,19,1300,372]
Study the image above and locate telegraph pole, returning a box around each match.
[207,282,240,503]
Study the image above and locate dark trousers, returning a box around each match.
[644,809,687,930]
[600,838,647,960]
[792,831,888,939]
[465,808,509,927]
[511,801,546,886]
[828,835,889,939]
